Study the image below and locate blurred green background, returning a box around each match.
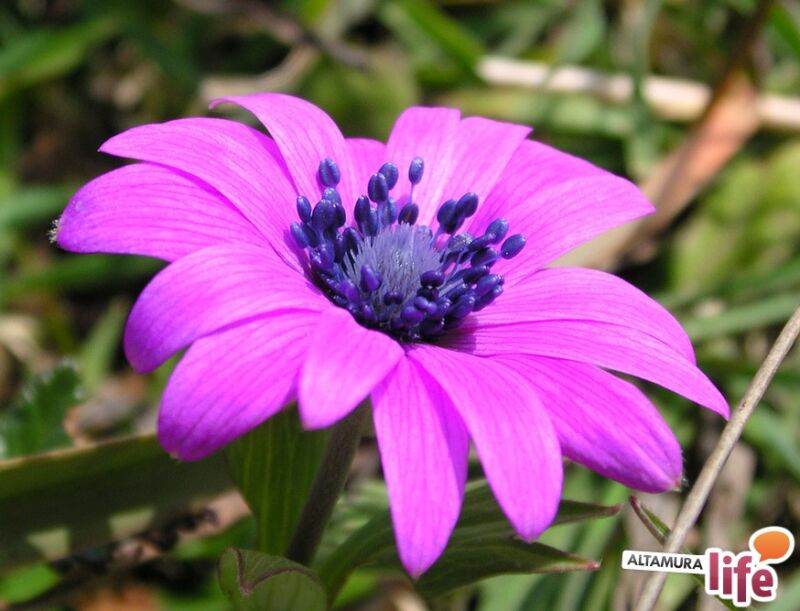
[1,0,800,609]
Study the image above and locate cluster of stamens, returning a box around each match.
[290,157,525,342]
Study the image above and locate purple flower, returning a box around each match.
[56,94,728,576]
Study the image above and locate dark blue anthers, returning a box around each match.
[318,158,341,187]
[289,157,526,342]
[408,157,424,185]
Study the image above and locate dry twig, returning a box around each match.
[634,305,800,610]
[477,59,800,133]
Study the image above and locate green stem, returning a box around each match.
[285,402,369,566]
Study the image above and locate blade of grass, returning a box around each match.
[0,434,232,572]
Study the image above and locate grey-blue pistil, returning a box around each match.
[289,157,525,341]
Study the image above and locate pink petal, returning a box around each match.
[448,319,729,418]
[473,267,695,362]
[210,93,359,208]
[372,356,469,576]
[159,311,317,460]
[470,140,654,284]
[408,345,563,541]
[347,138,387,193]
[497,355,683,492]
[298,308,403,429]
[100,117,300,271]
[438,117,530,206]
[56,163,265,261]
[386,107,461,224]
[124,243,327,373]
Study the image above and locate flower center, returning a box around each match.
[289,157,526,342]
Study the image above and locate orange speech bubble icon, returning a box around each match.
[749,527,795,564]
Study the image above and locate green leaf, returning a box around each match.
[742,408,800,480]
[301,51,417,140]
[770,3,800,61]
[0,361,82,459]
[0,564,59,604]
[0,434,231,572]
[552,0,606,64]
[225,407,326,555]
[0,18,119,99]
[78,299,129,392]
[486,474,630,611]
[667,140,800,295]
[681,291,800,341]
[413,540,598,600]
[218,548,326,611]
[318,482,619,600]
[659,257,800,311]
[0,185,76,231]
[380,0,484,76]
[484,3,561,57]
[2,254,162,303]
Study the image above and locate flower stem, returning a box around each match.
[285,402,369,567]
